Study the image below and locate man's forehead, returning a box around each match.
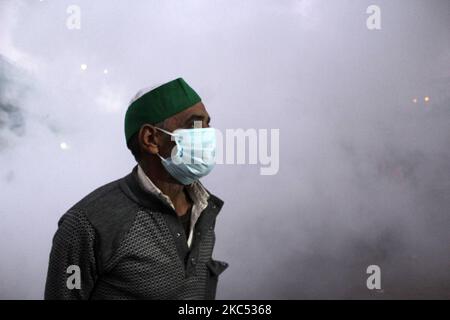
[174,102,209,121]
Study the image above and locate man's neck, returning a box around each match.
[139,162,192,216]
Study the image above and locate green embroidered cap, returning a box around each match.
[124,78,201,144]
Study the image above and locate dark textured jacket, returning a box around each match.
[44,166,228,299]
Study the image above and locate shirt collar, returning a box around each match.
[136,164,210,211]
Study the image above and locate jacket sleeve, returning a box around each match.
[44,210,98,300]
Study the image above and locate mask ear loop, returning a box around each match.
[154,126,174,136]
[153,126,179,161]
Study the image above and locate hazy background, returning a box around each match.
[0,0,449,299]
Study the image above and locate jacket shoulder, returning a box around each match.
[69,177,140,229]
[66,175,141,272]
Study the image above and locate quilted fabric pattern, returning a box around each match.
[44,167,228,300]
[44,210,98,299]
[91,210,212,299]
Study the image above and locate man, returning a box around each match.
[44,78,228,299]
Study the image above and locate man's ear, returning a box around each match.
[138,124,160,155]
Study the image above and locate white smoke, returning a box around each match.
[0,0,449,299]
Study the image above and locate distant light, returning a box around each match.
[103,69,109,74]
[412,98,418,104]
[424,96,430,102]
[60,142,70,150]
[80,64,88,71]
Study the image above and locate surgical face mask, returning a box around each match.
[155,126,216,185]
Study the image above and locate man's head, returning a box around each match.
[125,78,211,184]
